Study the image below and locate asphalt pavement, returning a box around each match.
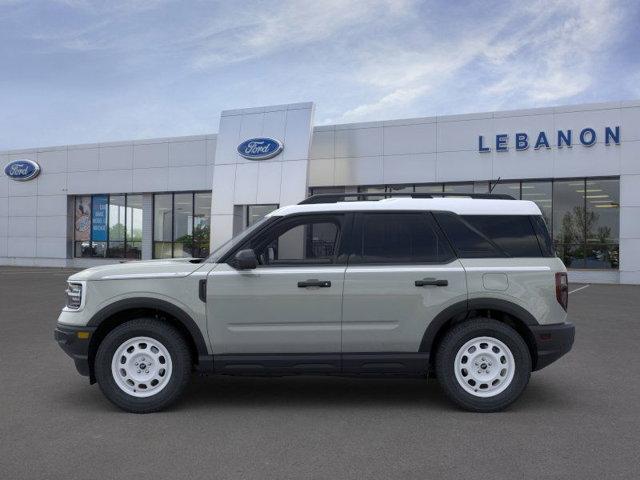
[1,267,639,479]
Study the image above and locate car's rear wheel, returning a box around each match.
[95,318,191,413]
[435,318,531,412]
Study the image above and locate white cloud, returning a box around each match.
[0,0,634,149]
[482,0,621,105]
[191,0,414,69]
[334,0,625,122]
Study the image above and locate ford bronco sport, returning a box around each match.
[55,193,575,413]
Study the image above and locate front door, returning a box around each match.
[341,212,467,371]
[206,214,348,361]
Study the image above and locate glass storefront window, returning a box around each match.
[126,195,143,259]
[521,181,552,228]
[553,180,587,246]
[444,182,474,193]
[585,178,619,243]
[584,178,619,269]
[247,204,278,227]
[173,193,193,258]
[194,192,212,258]
[415,184,443,193]
[153,191,212,259]
[358,185,386,200]
[552,178,620,269]
[74,196,92,257]
[386,185,414,193]
[108,195,125,258]
[153,194,173,259]
[310,187,346,195]
[489,181,520,199]
[474,182,490,194]
[73,193,144,259]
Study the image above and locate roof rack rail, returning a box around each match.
[298,192,515,204]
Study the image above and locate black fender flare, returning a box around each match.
[87,297,209,356]
[419,298,539,353]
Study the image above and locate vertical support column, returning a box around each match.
[619,173,640,283]
[142,193,153,260]
[66,196,75,261]
[210,102,315,250]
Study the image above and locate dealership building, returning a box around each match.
[1,99,639,284]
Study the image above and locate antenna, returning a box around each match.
[489,177,501,194]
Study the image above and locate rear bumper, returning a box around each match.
[531,322,575,371]
[54,324,96,377]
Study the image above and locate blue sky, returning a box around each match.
[1,0,639,150]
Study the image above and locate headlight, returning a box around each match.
[65,282,83,310]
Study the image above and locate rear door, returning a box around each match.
[341,212,468,366]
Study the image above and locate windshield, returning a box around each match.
[206,216,273,263]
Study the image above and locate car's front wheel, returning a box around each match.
[435,318,531,412]
[94,319,192,413]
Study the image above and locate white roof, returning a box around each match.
[269,197,542,217]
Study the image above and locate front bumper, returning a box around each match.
[54,324,97,377]
[530,322,575,371]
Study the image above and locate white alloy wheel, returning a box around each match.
[110,336,173,398]
[454,336,515,398]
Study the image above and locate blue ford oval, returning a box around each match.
[237,138,283,160]
[4,159,41,181]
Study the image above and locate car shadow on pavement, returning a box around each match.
[180,374,575,413]
[51,372,576,414]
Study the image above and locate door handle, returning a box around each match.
[298,279,332,288]
[415,278,448,287]
[199,279,207,302]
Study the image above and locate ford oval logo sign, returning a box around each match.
[237,138,283,160]
[4,159,41,181]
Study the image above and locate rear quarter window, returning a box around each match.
[434,212,547,258]
[461,215,543,257]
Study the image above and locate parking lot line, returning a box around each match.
[569,284,590,294]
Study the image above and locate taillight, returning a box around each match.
[555,272,568,311]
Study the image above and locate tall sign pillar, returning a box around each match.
[210,102,315,250]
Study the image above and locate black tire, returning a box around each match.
[435,318,531,412]
[94,318,192,413]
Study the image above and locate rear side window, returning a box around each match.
[462,215,542,257]
[433,212,503,258]
[530,215,554,257]
[435,212,545,258]
[354,213,454,264]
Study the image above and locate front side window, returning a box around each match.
[243,216,342,266]
[355,213,454,264]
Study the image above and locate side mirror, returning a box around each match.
[231,249,258,270]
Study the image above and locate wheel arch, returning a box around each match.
[420,298,539,370]
[86,298,209,383]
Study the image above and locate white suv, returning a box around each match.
[55,193,575,413]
